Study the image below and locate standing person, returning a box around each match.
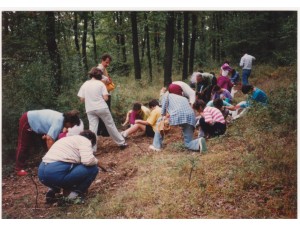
[77,67,127,152]
[121,99,161,138]
[38,130,103,204]
[240,53,256,85]
[97,53,114,109]
[149,92,207,153]
[15,109,81,176]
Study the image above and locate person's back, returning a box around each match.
[251,87,268,104]
[240,54,255,70]
[161,93,195,126]
[171,81,196,104]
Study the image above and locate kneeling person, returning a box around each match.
[38,130,102,203]
[121,99,161,138]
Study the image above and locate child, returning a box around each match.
[122,103,150,127]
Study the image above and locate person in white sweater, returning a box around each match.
[38,130,104,203]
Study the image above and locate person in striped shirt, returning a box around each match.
[193,99,226,139]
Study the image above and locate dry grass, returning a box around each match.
[9,65,294,219]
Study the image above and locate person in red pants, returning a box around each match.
[15,109,80,176]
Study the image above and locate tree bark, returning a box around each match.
[189,14,197,75]
[144,12,153,82]
[45,11,62,96]
[154,23,161,65]
[91,11,98,64]
[82,12,89,73]
[73,12,82,67]
[131,12,141,80]
[163,12,175,87]
[176,12,183,71]
[182,12,189,80]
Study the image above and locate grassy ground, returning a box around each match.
[2,65,297,219]
[71,65,297,218]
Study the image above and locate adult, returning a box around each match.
[232,84,268,119]
[211,85,233,103]
[38,130,102,204]
[217,65,233,91]
[97,53,113,109]
[240,53,256,85]
[169,81,196,105]
[230,69,240,85]
[206,98,235,119]
[149,92,207,153]
[15,109,80,176]
[121,99,161,138]
[193,99,226,139]
[77,67,127,152]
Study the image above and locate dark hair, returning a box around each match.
[212,85,221,93]
[132,102,142,111]
[101,53,112,62]
[199,70,204,73]
[224,60,230,64]
[213,98,223,110]
[88,67,103,80]
[148,99,159,108]
[193,99,206,111]
[231,69,236,74]
[241,85,254,94]
[80,130,97,146]
[210,72,215,76]
[63,110,80,126]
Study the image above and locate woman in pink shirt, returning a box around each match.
[193,99,226,139]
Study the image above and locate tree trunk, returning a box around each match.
[176,12,183,71]
[144,12,153,82]
[131,12,141,80]
[82,12,89,73]
[119,12,129,76]
[91,11,98,64]
[163,12,175,87]
[189,14,197,75]
[182,12,189,80]
[73,12,82,67]
[45,12,62,97]
[154,23,161,65]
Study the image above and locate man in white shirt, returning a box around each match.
[240,53,256,85]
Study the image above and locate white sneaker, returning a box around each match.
[149,145,161,152]
[198,137,207,153]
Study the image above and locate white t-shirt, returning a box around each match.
[78,78,109,112]
[172,81,196,104]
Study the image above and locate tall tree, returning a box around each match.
[81,12,88,72]
[73,12,82,67]
[176,12,183,71]
[163,12,175,87]
[91,11,98,64]
[144,12,153,82]
[45,11,62,96]
[154,23,161,65]
[189,13,197,75]
[131,12,141,80]
[182,12,189,80]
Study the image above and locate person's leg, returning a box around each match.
[210,122,226,137]
[15,112,33,174]
[97,108,126,145]
[62,164,99,194]
[242,69,251,85]
[181,124,200,151]
[87,111,100,151]
[122,123,146,137]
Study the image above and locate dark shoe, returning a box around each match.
[46,189,56,204]
[119,143,128,150]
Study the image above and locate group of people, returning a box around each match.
[14,52,267,204]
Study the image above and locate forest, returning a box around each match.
[1,11,298,218]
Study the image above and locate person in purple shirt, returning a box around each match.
[211,85,233,103]
[15,109,80,176]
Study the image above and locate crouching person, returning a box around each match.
[38,130,102,204]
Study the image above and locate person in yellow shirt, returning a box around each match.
[121,99,161,138]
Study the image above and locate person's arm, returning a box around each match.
[103,94,109,101]
[135,119,149,126]
[42,135,55,150]
[79,97,85,102]
[239,56,244,67]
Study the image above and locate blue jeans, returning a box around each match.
[38,161,99,194]
[152,123,200,151]
[242,69,251,85]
